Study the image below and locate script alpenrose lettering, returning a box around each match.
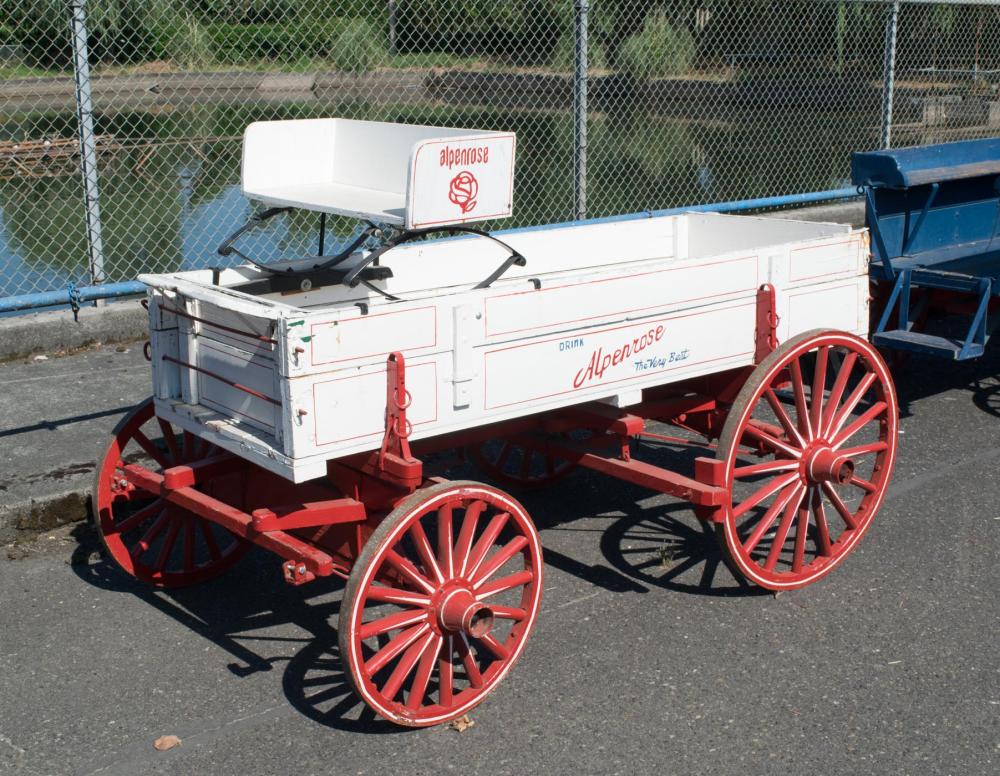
[439,145,490,169]
[573,325,665,388]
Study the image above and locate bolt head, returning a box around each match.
[297,564,306,575]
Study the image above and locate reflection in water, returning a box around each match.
[0,99,877,293]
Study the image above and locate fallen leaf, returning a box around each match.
[153,735,181,751]
[449,715,475,733]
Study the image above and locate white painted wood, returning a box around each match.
[141,212,872,483]
[239,118,515,228]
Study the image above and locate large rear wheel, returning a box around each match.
[92,398,250,587]
[715,330,898,590]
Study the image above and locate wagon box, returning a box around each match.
[95,119,899,728]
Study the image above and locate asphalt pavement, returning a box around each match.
[0,342,998,776]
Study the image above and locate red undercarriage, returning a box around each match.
[120,286,782,587]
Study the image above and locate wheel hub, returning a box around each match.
[435,586,494,638]
[804,445,855,485]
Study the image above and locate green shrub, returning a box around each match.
[329,18,382,73]
[619,10,695,81]
[163,14,215,70]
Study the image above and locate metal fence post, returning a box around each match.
[573,0,589,221]
[388,1,398,56]
[70,0,106,287]
[880,0,901,149]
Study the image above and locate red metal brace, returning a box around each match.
[754,283,780,363]
[376,352,423,489]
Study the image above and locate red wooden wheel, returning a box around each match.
[339,481,543,727]
[716,330,898,590]
[469,435,577,490]
[92,398,251,587]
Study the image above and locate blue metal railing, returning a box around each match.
[0,186,860,314]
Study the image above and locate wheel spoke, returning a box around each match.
[832,401,888,449]
[732,458,799,479]
[764,388,806,448]
[152,515,182,574]
[454,500,485,576]
[365,585,431,607]
[849,475,877,493]
[381,630,435,702]
[811,487,833,556]
[820,352,858,438]
[519,449,532,480]
[743,481,801,553]
[464,511,510,581]
[406,634,443,711]
[490,605,527,621]
[476,633,510,661]
[358,607,428,641]
[741,422,802,459]
[438,636,455,707]
[763,486,806,571]
[113,499,165,535]
[791,489,810,573]
[383,549,436,595]
[789,357,814,440]
[409,520,444,585]
[837,441,888,458]
[131,429,169,469]
[826,372,877,441]
[363,623,429,676]
[130,509,168,558]
[810,346,829,433]
[199,518,222,561]
[437,503,454,579]
[732,471,800,519]
[182,515,196,573]
[157,418,181,465]
[456,634,483,688]
[822,481,859,530]
[476,569,533,599]
[495,442,513,471]
[471,535,528,588]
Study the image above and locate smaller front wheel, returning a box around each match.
[339,481,543,727]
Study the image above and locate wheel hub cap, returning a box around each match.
[805,445,855,485]
[437,587,494,638]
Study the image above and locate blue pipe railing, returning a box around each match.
[0,186,861,314]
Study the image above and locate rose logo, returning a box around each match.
[448,170,479,214]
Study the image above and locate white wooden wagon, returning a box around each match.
[93,118,898,727]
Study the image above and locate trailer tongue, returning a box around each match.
[94,119,898,727]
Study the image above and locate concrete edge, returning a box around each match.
[0,488,92,545]
[0,301,148,361]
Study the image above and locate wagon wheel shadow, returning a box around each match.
[971,378,1000,418]
[599,501,766,598]
[71,545,403,734]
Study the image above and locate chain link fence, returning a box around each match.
[2,1,1000,302]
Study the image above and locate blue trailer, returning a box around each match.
[853,137,1000,360]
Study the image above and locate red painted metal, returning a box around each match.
[91,399,250,587]
[122,463,339,577]
[338,481,543,727]
[714,329,898,590]
[250,499,366,532]
[375,351,423,489]
[755,283,780,363]
[95,338,900,726]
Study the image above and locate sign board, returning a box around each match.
[406,133,516,230]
